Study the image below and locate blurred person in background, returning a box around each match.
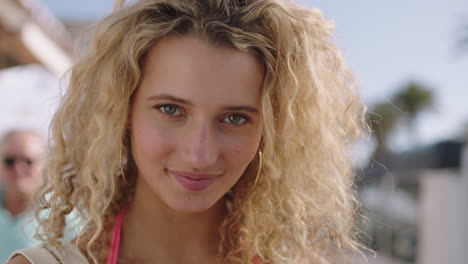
[0,130,45,262]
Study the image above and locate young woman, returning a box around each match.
[8,0,367,263]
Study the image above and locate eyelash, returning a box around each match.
[222,114,249,125]
[154,104,250,125]
[157,104,183,116]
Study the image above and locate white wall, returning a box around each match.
[418,169,466,264]
[462,146,468,263]
[0,64,61,136]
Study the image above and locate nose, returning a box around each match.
[13,161,31,176]
[180,120,220,171]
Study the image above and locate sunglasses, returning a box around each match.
[2,156,35,168]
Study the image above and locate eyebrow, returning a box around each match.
[223,106,259,115]
[147,94,192,105]
[147,94,260,115]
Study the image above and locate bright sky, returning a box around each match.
[306,0,468,150]
[37,0,468,149]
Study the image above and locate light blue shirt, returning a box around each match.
[0,187,40,263]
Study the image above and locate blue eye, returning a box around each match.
[224,114,247,125]
[158,105,181,116]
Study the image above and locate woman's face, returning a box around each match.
[129,35,264,213]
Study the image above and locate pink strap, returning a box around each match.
[107,207,126,264]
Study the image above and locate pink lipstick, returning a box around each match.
[168,170,219,191]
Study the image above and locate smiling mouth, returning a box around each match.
[167,170,221,191]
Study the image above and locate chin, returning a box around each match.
[165,195,225,215]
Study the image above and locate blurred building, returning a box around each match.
[0,0,76,134]
[0,0,73,76]
[360,140,468,264]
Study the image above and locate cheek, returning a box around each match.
[131,117,175,167]
[223,135,260,174]
[31,166,43,179]
[1,170,15,182]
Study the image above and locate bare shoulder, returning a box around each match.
[7,255,32,264]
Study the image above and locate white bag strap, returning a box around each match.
[7,242,88,264]
[8,246,61,264]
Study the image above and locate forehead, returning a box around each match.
[1,133,44,156]
[138,35,264,106]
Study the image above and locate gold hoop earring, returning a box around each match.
[119,148,131,186]
[122,172,131,186]
[251,150,262,189]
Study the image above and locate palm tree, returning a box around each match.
[392,81,434,146]
[461,121,468,141]
[458,20,468,55]
[367,102,399,156]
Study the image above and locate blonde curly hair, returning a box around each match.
[34,0,367,263]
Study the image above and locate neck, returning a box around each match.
[3,189,30,217]
[120,181,227,264]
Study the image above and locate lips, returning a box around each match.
[168,170,220,191]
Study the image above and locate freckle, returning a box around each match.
[188,195,192,200]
